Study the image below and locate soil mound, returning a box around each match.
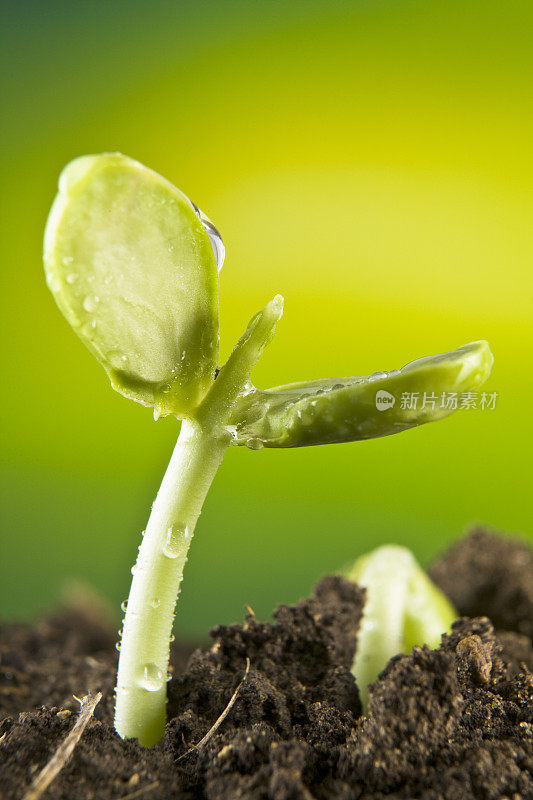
[1,531,532,799]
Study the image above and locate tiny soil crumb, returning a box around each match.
[1,530,532,799]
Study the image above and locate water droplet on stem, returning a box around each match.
[163,524,189,558]
[139,663,163,692]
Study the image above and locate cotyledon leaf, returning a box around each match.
[346,545,457,711]
[44,153,220,417]
[227,340,493,448]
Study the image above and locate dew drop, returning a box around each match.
[121,600,128,612]
[246,438,264,451]
[62,255,74,266]
[163,525,188,558]
[367,371,393,383]
[80,320,96,338]
[169,634,175,643]
[66,272,78,284]
[131,565,137,575]
[190,201,225,272]
[224,424,238,441]
[139,663,163,692]
[83,295,99,312]
[241,380,255,397]
[150,598,160,609]
[115,642,121,652]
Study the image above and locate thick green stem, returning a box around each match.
[114,418,228,745]
[114,295,283,746]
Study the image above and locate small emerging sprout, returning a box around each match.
[346,545,457,710]
[44,153,493,745]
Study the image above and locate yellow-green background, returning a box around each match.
[1,0,531,635]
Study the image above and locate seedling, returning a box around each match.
[44,153,493,746]
[346,545,457,710]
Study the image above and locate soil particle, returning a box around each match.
[1,531,532,799]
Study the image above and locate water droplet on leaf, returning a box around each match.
[80,320,96,338]
[190,201,225,272]
[246,438,264,450]
[367,371,388,383]
[83,295,99,312]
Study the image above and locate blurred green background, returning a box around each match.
[1,0,531,636]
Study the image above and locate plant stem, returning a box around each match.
[114,295,284,746]
[114,418,228,745]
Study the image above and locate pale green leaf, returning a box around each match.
[228,340,493,447]
[44,153,219,417]
[346,545,457,711]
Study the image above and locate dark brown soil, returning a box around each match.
[430,527,533,640]
[1,529,532,799]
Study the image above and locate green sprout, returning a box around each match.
[43,153,493,746]
[346,545,457,711]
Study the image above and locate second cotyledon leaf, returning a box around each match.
[227,341,493,448]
